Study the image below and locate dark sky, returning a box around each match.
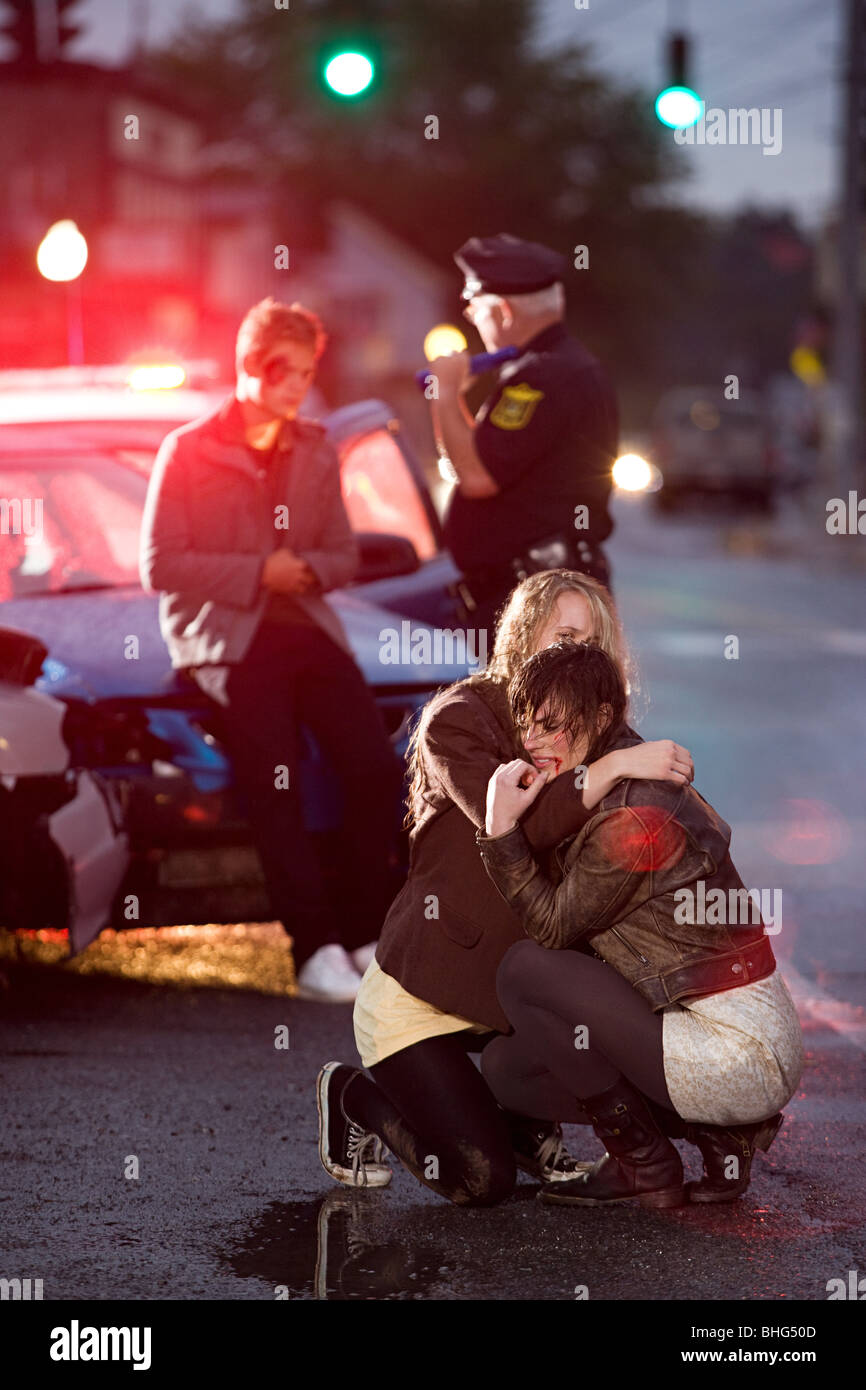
[48,0,839,230]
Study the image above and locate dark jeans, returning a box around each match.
[218,620,402,966]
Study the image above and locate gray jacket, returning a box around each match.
[139,395,358,668]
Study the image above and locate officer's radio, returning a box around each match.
[414,346,519,391]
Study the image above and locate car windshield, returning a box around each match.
[338,427,438,561]
[0,431,439,598]
[0,455,147,599]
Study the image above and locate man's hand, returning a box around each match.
[485,759,551,837]
[427,353,500,499]
[261,549,319,594]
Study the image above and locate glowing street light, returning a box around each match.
[36,219,88,281]
[423,324,468,360]
[36,220,88,364]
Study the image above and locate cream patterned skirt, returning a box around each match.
[662,969,804,1126]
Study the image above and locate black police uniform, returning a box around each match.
[442,234,618,635]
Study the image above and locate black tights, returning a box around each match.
[481,940,674,1119]
[344,1034,517,1207]
[342,945,676,1208]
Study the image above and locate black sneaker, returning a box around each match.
[316,1061,392,1188]
[509,1116,594,1183]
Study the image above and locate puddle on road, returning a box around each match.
[219,1197,453,1300]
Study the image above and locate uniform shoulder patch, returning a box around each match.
[488,381,545,430]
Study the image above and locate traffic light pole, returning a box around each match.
[65,278,84,366]
[831,0,865,495]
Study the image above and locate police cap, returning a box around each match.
[454,233,567,301]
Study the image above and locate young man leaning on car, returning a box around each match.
[139,298,402,1001]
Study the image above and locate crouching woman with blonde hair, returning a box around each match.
[316,570,694,1205]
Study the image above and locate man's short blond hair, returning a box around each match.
[235,298,327,374]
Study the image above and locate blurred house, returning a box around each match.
[0,62,208,367]
[286,201,453,445]
[0,60,452,451]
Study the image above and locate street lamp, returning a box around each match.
[36,219,88,364]
[423,324,468,361]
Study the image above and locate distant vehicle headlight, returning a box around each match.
[612,453,662,493]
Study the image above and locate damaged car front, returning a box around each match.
[0,626,130,953]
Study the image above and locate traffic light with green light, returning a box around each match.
[322,47,376,99]
[655,33,703,129]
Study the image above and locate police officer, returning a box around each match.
[428,233,619,641]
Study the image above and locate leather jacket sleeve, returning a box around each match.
[476,799,709,950]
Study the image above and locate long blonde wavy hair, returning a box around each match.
[403,569,632,829]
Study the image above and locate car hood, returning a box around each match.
[0,587,471,701]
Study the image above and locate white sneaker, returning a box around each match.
[296,944,363,1002]
[349,941,377,975]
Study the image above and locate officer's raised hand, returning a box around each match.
[429,350,472,393]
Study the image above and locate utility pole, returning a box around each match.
[831,0,866,495]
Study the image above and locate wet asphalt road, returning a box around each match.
[2,494,865,1303]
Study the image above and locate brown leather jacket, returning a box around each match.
[375,674,598,1032]
[477,727,776,1011]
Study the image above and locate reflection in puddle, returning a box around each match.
[220,1195,453,1300]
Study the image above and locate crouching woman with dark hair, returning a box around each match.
[477,642,803,1208]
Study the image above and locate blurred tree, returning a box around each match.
[707,210,815,385]
[141,0,811,419]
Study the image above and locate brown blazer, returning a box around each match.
[375,674,596,1032]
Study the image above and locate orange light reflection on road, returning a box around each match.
[761,799,852,865]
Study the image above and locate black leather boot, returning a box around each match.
[685,1113,784,1203]
[647,1100,690,1140]
[538,1077,686,1208]
[648,1101,785,1202]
